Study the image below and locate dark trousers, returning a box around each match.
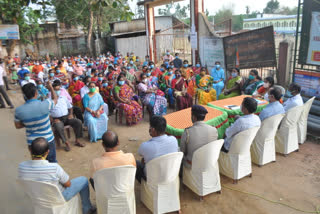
[135,160,146,183]
[221,144,229,153]
[73,106,84,123]
[53,115,83,143]
[3,76,10,90]
[0,85,13,107]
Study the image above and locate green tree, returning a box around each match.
[263,0,280,14]
[0,0,52,56]
[246,6,250,15]
[158,3,189,20]
[214,6,233,25]
[278,6,298,15]
[55,0,133,55]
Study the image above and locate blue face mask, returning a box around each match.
[286,90,293,98]
[56,70,61,73]
[168,71,172,75]
[196,64,200,68]
[146,72,151,77]
[98,77,103,81]
[127,66,131,70]
[248,75,255,80]
[231,73,238,78]
[55,90,61,96]
[25,76,30,81]
[184,64,188,68]
[73,77,79,81]
[37,84,43,89]
[166,52,170,55]
[102,83,108,87]
[160,68,164,71]
[175,56,179,59]
[68,63,72,66]
[136,59,139,62]
[130,61,134,65]
[216,64,221,69]
[171,65,174,69]
[50,73,55,77]
[118,80,125,86]
[165,61,169,65]
[150,65,154,69]
[96,62,99,65]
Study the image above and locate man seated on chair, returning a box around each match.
[89,130,136,189]
[18,138,95,214]
[259,87,285,121]
[136,115,179,183]
[221,97,261,153]
[180,105,218,168]
[283,82,303,112]
[50,83,85,151]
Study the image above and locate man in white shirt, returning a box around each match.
[222,97,261,153]
[21,72,36,86]
[0,58,14,108]
[283,83,304,112]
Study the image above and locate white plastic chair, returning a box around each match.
[275,105,304,155]
[251,114,285,167]
[298,97,315,144]
[18,179,82,214]
[93,165,136,214]
[183,139,224,199]
[219,127,260,183]
[140,152,183,214]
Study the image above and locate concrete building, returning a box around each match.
[243,14,302,34]
[109,16,190,63]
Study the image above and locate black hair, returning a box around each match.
[269,87,282,101]
[192,112,206,121]
[22,83,37,100]
[140,73,147,79]
[242,97,258,113]
[88,81,96,87]
[83,76,91,84]
[250,69,262,80]
[150,115,167,134]
[102,131,118,148]
[119,72,126,77]
[265,76,274,87]
[289,82,301,93]
[30,137,49,156]
[52,79,61,87]
[234,68,240,74]
[183,60,188,63]
[175,53,179,56]
[117,75,124,82]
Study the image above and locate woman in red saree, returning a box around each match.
[172,70,193,110]
[68,74,85,111]
[114,75,143,125]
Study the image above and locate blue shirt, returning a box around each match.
[224,114,261,150]
[210,67,225,82]
[138,135,179,164]
[283,94,304,112]
[15,99,55,145]
[259,101,285,121]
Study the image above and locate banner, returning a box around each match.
[199,37,225,72]
[0,24,19,40]
[294,70,320,99]
[307,12,320,65]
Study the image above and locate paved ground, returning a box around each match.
[1,85,320,214]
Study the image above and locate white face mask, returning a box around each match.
[143,79,148,84]
[264,83,270,88]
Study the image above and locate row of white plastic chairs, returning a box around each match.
[18,97,315,214]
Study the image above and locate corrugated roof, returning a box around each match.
[244,15,300,22]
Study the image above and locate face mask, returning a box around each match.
[89,88,96,93]
[94,73,98,76]
[176,74,181,78]
[130,61,134,65]
[216,64,221,69]
[168,71,172,75]
[175,56,179,59]
[286,90,293,98]
[37,85,43,89]
[73,77,79,81]
[264,83,270,88]
[184,64,188,68]
[55,90,61,96]
[56,70,61,73]
[231,72,238,78]
[146,72,151,77]
[143,79,148,84]
[166,52,170,55]
[196,64,200,68]
[96,62,99,65]
[102,83,108,87]
[25,76,30,81]
[98,77,103,81]
[118,80,125,86]
[136,59,139,62]
[165,61,169,65]
[35,63,39,65]
[171,65,174,69]
[47,64,51,67]
[127,66,131,70]
[265,95,270,102]
[49,73,55,77]
[150,65,154,69]
[68,63,72,66]
[248,75,255,80]
[160,68,164,71]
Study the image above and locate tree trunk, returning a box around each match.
[87,7,94,56]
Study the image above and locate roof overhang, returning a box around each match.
[111,29,161,38]
[137,0,184,7]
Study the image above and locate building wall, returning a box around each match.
[115,35,148,59]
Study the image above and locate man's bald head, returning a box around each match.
[102,131,118,149]
[30,137,49,156]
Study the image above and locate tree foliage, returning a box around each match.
[158,3,190,20]
[263,0,280,14]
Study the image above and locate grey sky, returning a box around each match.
[129,0,297,16]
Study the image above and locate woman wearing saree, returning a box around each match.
[219,68,242,99]
[68,74,85,111]
[241,69,263,95]
[195,67,216,105]
[164,67,176,108]
[137,73,167,116]
[83,82,108,143]
[172,70,193,110]
[114,75,143,125]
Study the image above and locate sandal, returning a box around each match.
[75,142,85,147]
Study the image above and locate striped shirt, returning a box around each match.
[15,99,55,145]
[18,160,69,192]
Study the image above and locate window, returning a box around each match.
[284,21,288,27]
[257,23,261,28]
[276,22,280,27]
[251,23,255,28]
[269,22,273,26]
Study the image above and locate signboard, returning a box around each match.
[223,26,277,70]
[190,31,197,49]
[199,37,224,71]
[0,24,20,40]
[299,0,320,65]
[294,70,320,99]
[306,12,320,65]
